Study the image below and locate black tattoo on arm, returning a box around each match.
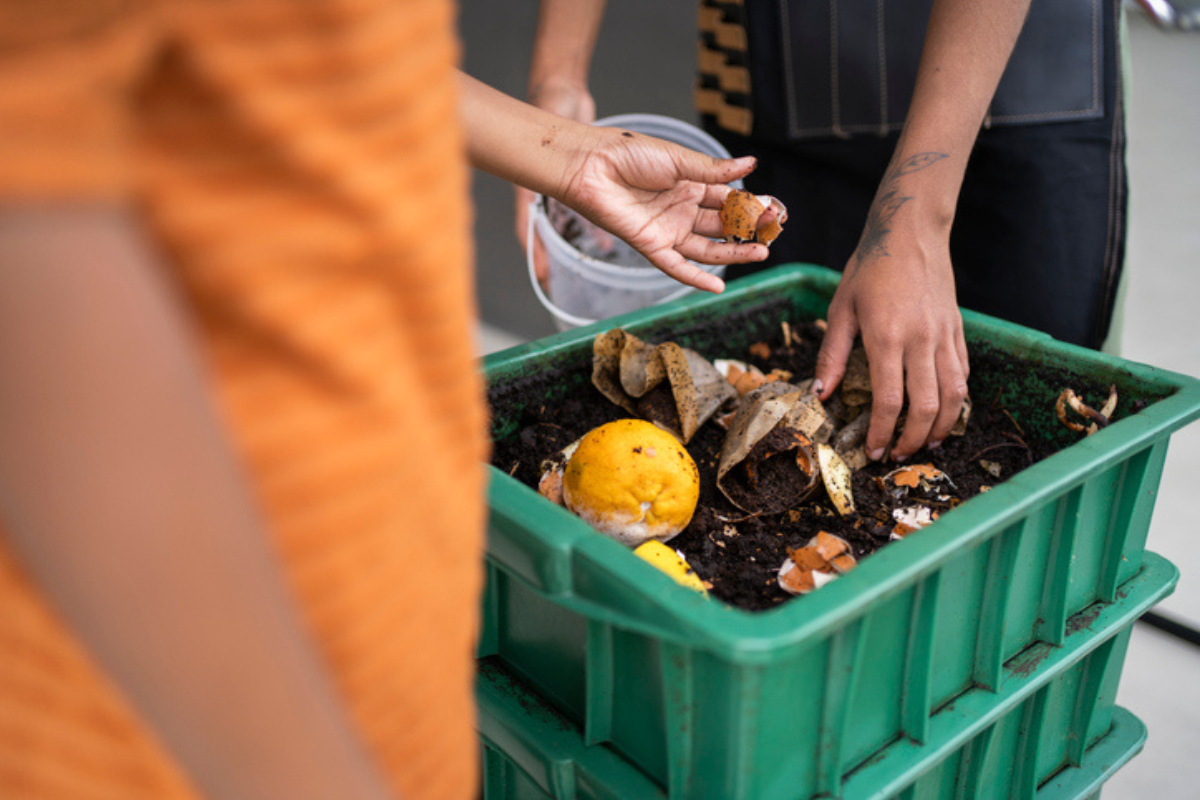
[849,151,948,275]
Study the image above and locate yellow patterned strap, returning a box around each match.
[696,0,752,136]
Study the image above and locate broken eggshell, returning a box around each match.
[719,190,788,245]
[716,383,835,513]
[891,505,937,540]
[537,438,582,505]
[592,329,736,443]
[882,463,957,499]
[777,531,857,595]
[714,359,793,397]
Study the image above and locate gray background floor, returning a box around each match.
[461,5,1199,796]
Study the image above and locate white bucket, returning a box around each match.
[528,114,741,331]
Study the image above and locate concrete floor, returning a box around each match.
[465,6,1199,797]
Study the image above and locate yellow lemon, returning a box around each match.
[563,419,700,546]
[634,541,708,593]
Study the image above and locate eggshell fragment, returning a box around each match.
[756,196,788,245]
[719,190,764,243]
[719,190,787,245]
[890,506,937,540]
[537,439,581,505]
[777,531,857,595]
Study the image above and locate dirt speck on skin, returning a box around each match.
[488,308,1158,613]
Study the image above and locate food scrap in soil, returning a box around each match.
[489,316,1151,613]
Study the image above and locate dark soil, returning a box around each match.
[488,305,1159,612]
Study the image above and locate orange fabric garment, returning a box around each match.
[0,2,487,799]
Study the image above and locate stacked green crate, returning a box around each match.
[478,653,1153,800]
[480,266,1200,799]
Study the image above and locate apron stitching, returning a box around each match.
[781,0,801,136]
[830,0,845,138]
[877,0,889,135]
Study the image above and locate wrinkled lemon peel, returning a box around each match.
[563,419,700,547]
[634,541,709,593]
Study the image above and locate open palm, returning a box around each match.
[558,132,768,293]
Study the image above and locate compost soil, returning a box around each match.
[489,314,1147,613]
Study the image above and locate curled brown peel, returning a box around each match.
[716,383,834,513]
[1055,386,1118,436]
[592,330,737,443]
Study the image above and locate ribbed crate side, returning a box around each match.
[735,642,826,799]
[1036,708,1146,799]
[843,589,913,768]
[928,538,991,708]
[1083,612,1133,748]
[1002,500,1058,660]
[607,627,667,771]
[495,574,589,724]
[1110,439,1169,592]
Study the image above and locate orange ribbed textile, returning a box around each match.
[0,2,486,799]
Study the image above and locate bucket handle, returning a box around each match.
[527,203,594,328]
[526,201,704,329]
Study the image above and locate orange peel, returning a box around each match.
[563,419,700,547]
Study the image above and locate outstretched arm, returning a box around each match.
[814,0,1032,461]
[461,72,769,293]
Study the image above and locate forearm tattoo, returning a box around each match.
[850,151,948,275]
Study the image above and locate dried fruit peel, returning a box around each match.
[817,443,855,516]
[563,419,700,547]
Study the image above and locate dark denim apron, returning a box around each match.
[700,0,1126,350]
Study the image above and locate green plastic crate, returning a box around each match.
[480,265,1200,799]
[477,571,1159,800]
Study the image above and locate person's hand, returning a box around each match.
[553,127,771,293]
[813,213,969,461]
[516,79,596,285]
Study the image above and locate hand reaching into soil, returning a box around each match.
[814,151,970,462]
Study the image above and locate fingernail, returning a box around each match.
[812,378,824,395]
[928,439,943,451]
[868,447,884,461]
[893,453,908,463]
